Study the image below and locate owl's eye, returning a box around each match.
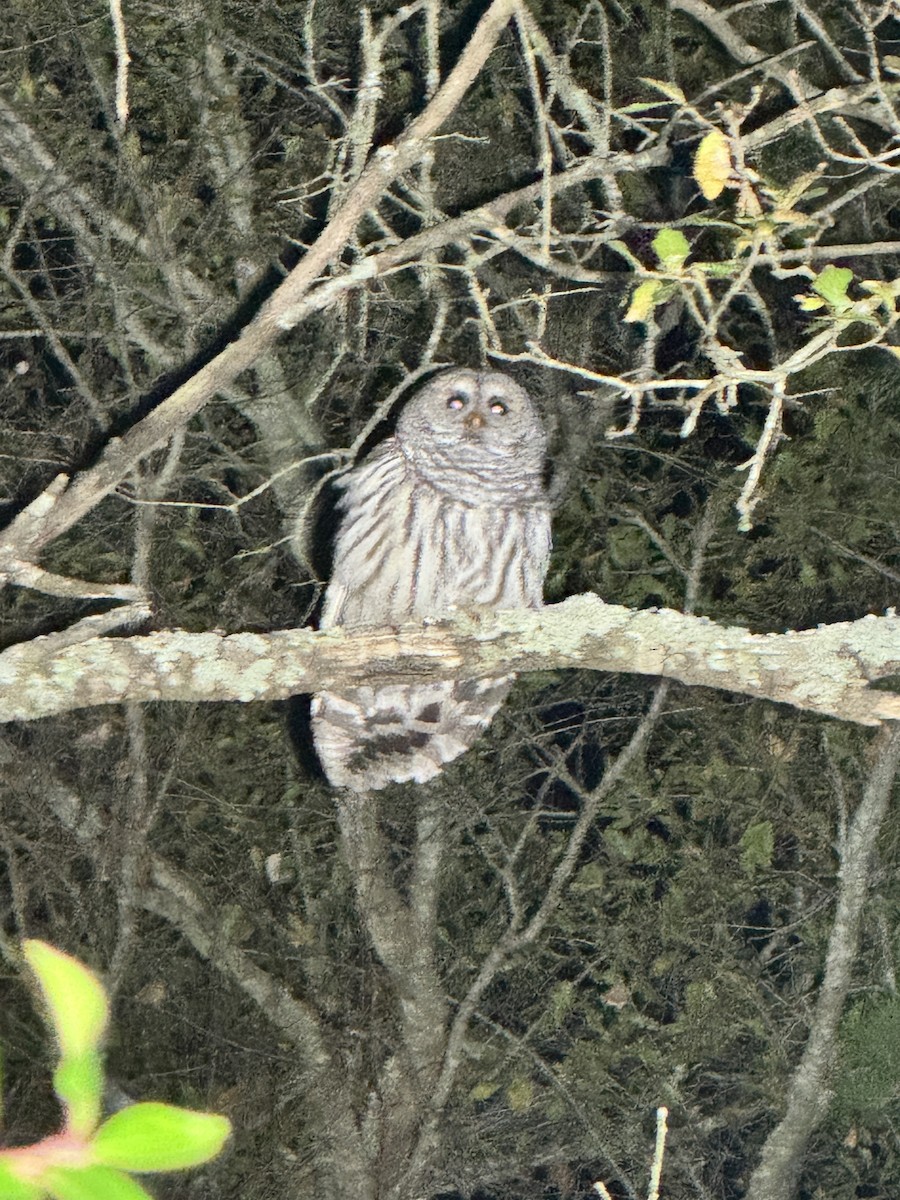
[489,399,508,416]
[447,394,467,411]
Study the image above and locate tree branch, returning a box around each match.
[0,0,520,568]
[1,594,896,726]
[140,858,373,1200]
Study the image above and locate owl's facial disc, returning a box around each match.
[445,384,512,438]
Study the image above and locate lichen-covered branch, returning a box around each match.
[1,594,896,726]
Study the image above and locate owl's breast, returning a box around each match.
[414,494,550,614]
[323,453,551,628]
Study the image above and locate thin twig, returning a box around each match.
[109,0,131,124]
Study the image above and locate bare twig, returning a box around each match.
[109,0,131,124]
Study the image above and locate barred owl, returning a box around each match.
[311,368,552,791]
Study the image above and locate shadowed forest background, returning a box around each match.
[1,1,899,1199]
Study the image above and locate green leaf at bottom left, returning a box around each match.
[43,1165,153,1200]
[91,1103,231,1172]
[0,1160,43,1200]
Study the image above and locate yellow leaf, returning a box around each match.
[638,78,686,104]
[624,280,662,324]
[693,130,731,201]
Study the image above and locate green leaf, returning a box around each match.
[505,1078,534,1112]
[91,1104,231,1172]
[52,1052,104,1138]
[548,981,574,1024]
[836,996,900,1118]
[859,279,900,305]
[572,861,605,892]
[23,942,109,1061]
[740,821,774,875]
[811,266,853,311]
[43,1165,154,1200]
[700,259,742,278]
[652,228,690,269]
[0,1160,44,1200]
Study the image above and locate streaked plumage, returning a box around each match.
[311,368,551,790]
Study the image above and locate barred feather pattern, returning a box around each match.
[311,369,552,791]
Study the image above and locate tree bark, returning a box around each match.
[1,594,897,726]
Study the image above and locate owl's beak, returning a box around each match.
[463,410,486,432]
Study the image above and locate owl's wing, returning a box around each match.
[317,440,415,629]
[319,580,350,627]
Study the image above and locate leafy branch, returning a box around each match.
[0,942,230,1200]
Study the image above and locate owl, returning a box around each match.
[311,368,552,791]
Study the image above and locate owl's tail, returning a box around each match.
[311,677,513,790]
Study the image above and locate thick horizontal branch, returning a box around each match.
[1,594,897,726]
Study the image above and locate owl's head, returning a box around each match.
[395,368,547,504]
